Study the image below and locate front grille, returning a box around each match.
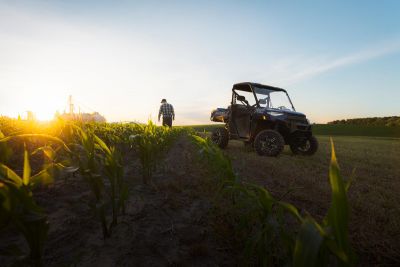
[288,115,307,123]
[297,125,311,131]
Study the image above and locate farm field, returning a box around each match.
[224,136,400,266]
[2,1,399,267]
[0,118,399,266]
[189,124,400,138]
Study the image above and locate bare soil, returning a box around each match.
[1,135,399,267]
[0,136,235,267]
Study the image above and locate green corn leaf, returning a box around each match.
[325,138,352,265]
[0,130,12,164]
[30,169,53,187]
[23,145,31,186]
[94,135,111,155]
[56,164,79,173]
[293,219,324,267]
[278,201,304,223]
[0,133,71,153]
[249,184,274,212]
[324,238,349,263]
[32,146,56,161]
[0,163,23,186]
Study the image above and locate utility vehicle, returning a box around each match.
[210,82,318,156]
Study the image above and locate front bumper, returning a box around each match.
[286,115,312,132]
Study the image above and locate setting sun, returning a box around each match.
[12,88,68,121]
[32,109,55,121]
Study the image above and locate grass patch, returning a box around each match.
[224,135,400,265]
[184,124,400,138]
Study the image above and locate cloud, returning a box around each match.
[1,3,399,124]
[279,39,400,85]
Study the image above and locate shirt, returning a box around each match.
[158,103,175,119]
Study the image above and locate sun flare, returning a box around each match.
[21,90,68,121]
[33,109,56,121]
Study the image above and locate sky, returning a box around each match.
[0,0,399,124]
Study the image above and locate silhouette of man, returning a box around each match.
[158,99,175,127]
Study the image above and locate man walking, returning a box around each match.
[158,99,175,127]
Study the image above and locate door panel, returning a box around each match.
[230,104,251,138]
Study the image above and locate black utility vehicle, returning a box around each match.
[210,82,318,156]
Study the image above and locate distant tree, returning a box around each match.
[327,116,400,126]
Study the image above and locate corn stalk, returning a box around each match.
[74,125,128,238]
[0,131,75,267]
[191,135,355,266]
[129,121,179,184]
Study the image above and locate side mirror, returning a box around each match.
[259,99,267,105]
[237,95,246,102]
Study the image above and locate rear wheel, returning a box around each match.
[211,127,229,149]
[254,130,284,156]
[290,135,318,156]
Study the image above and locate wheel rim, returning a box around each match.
[260,135,278,154]
[212,131,222,144]
[296,139,311,152]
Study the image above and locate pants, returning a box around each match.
[162,116,173,127]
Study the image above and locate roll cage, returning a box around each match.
[231,82,296,111]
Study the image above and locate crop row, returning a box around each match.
[191,135,355,267]
[0,118,185,266]
[0,117,355,266]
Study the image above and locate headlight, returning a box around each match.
[267,111,284,116]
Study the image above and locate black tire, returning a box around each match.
[290,135,318,156]
[254,130,285,157]
[211,127,229,149]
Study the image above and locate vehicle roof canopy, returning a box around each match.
[233,82,287,93]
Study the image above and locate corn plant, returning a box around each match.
[191,134,355,267]
[74,127,110,238]
[0,130,12,164]
[0,148,48,267]
[129,121,177,184]
[0,131,75,267]
[291,139,355,267]
[0,179,48,267]
[73,125,128,238]
[97,136,128,226]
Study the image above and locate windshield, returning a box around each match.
[234,90,257,106]
[253,87,295,111]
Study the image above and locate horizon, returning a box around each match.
[2,96,400,126]
[1,1,400,125]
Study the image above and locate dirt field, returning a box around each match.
[1,134,399,266]
[0,136,235,267]
[225,135,400,266]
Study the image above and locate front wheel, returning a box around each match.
[254,130,285,157]
[211,127,229,149]
[290,135,318,156]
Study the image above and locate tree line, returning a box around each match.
[328,116,400,127]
